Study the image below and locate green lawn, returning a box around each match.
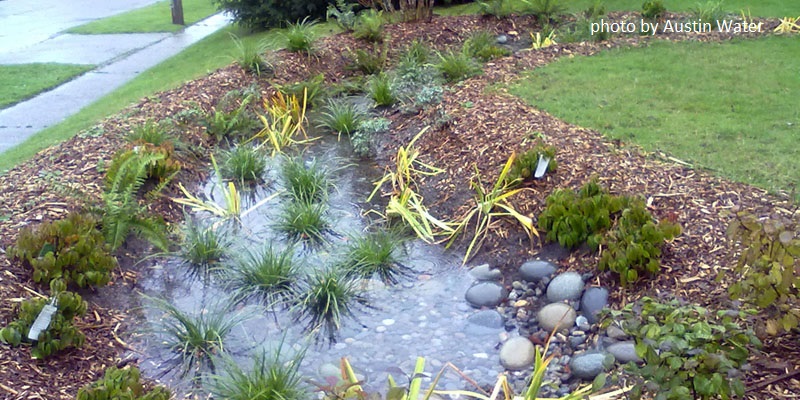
[437,0,797,17]
[0,63,94,109]
[510,35,800,198]
[0,22,340,172]
[67,0,218,34]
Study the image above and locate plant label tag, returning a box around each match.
[27,302,57,341]
[534,156,551,179]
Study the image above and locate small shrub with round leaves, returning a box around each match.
[7,212,118,288]
[77,366,171,400]
[504,141,557,186]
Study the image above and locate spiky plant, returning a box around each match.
[284,17,317,53]
[230,33,273,76]
[229,245,299,308]
[296,268,367,342]
[281,156,330,204]
[220,145,267,184]
[178,219,232,276]
[343,229,409,284]
[316,98,366,136]
[206,345,308,400]
[145,296,251,376]
[368,72,396,107]
[126,119,173,146]
[435,50,481,83]
[276,202,331,246]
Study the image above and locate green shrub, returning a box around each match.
[559,17,610,43]
[220,144,267,184]
[539,179,680,285]
[326,0,358,31]
[598,201,681,285]
[583,0,606,19]
[413,85,444,108]
[229,245,299,307]
[435,50,481,83]
[601,297,760,400]
[523,0,565,23]
[368,72,396,106]
[348,45,387,75]
[353,9,384,42]
[342,229,408,284]
[317,98,366,135]
[725,211,800,335]
[213,0,332,30]
[690,0,727,24]
[477,0,512,18]
[504,142,557,186]
[642,0,666,21]
[351,117,390,158]
[281,156,331,204]
[276,73,326,108]
[126,119,173,146]
[76,366,171,400]
[102,150,171,252]
[463,31,511,62]
[296,267,367,342]
[205,94,260,142]
[207,347,307,400]
[230,33,273,76]
[8,212,117,288]
[401,39,431,65]
[284,17,317,53]
[0,280,87,359]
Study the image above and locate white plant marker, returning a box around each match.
[27,298,57,341]
[534,155,551,179]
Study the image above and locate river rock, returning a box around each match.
[569,351,613,380]
[470,264,502,281]
[580,287,609,324]
[519,260,557,282]
[606,325,629,340]
[499,337,535,370]
[537,303,577,332]
[467,310,505,329]
[607,341,642,363]
[465,281,506,308]
[546,272,584,302]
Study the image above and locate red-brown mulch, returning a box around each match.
[0,12,797,399]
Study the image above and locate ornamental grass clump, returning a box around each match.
[342,229,409,284]
[178,218,232,275]
[229,245,299,308]
[281,156,331,204]
[220,144,267,184]
[435,50,481,83]
[317,98,367,136]
[276,202,331,246]
[296,268,367,342]
[284,17,317,53]
[206,346,308,400]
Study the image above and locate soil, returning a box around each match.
[0,11,798,399]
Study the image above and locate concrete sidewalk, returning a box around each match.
[0,1,231,155]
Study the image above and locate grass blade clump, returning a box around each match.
[284,17,317,53]
[435,50,481,83]
[230,33,273,76]
[281,156,331,204]
[178,218,232,276]
[316,98,366,136]
[206,345,308,400]
[343,229,409,284]
[276,201,331,246]
[229,245,299,308]
[146,296,252,376]
[220,145,267,184]
[296,268,367,342]
[368,72,396,106]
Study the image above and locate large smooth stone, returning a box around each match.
[537,303,577,332]
[465,281,506,308]
[470,264,502,281]
[580,287,609,324]
[546,272,584,302]
[569,351,613,380]
[467,309,505,329]
[499,337,535,370]
[519,260,557,282]
[607,341,642,363]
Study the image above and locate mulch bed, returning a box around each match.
[0,12,797,399]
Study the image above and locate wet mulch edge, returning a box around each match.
[0,12,797,399]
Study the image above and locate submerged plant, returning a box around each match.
[220,144,267,184]
[343,229,409,284]
[229,245,299,308]
[146,296,252,375]
[178,218,232,274]
[296,268,367,342]
[207,345,308,400]
[276,201,331,246]
[281,156,331,204]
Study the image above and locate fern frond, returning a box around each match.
[128,216,170,252]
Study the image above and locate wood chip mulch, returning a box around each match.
[0,12,797,399]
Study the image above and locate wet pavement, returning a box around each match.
[0,0,231,156]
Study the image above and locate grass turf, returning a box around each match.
[0,64,94,109]
[437,0,798,17]
[0,23,339,172]
[67,0,218,34]
[510,35,800,199]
